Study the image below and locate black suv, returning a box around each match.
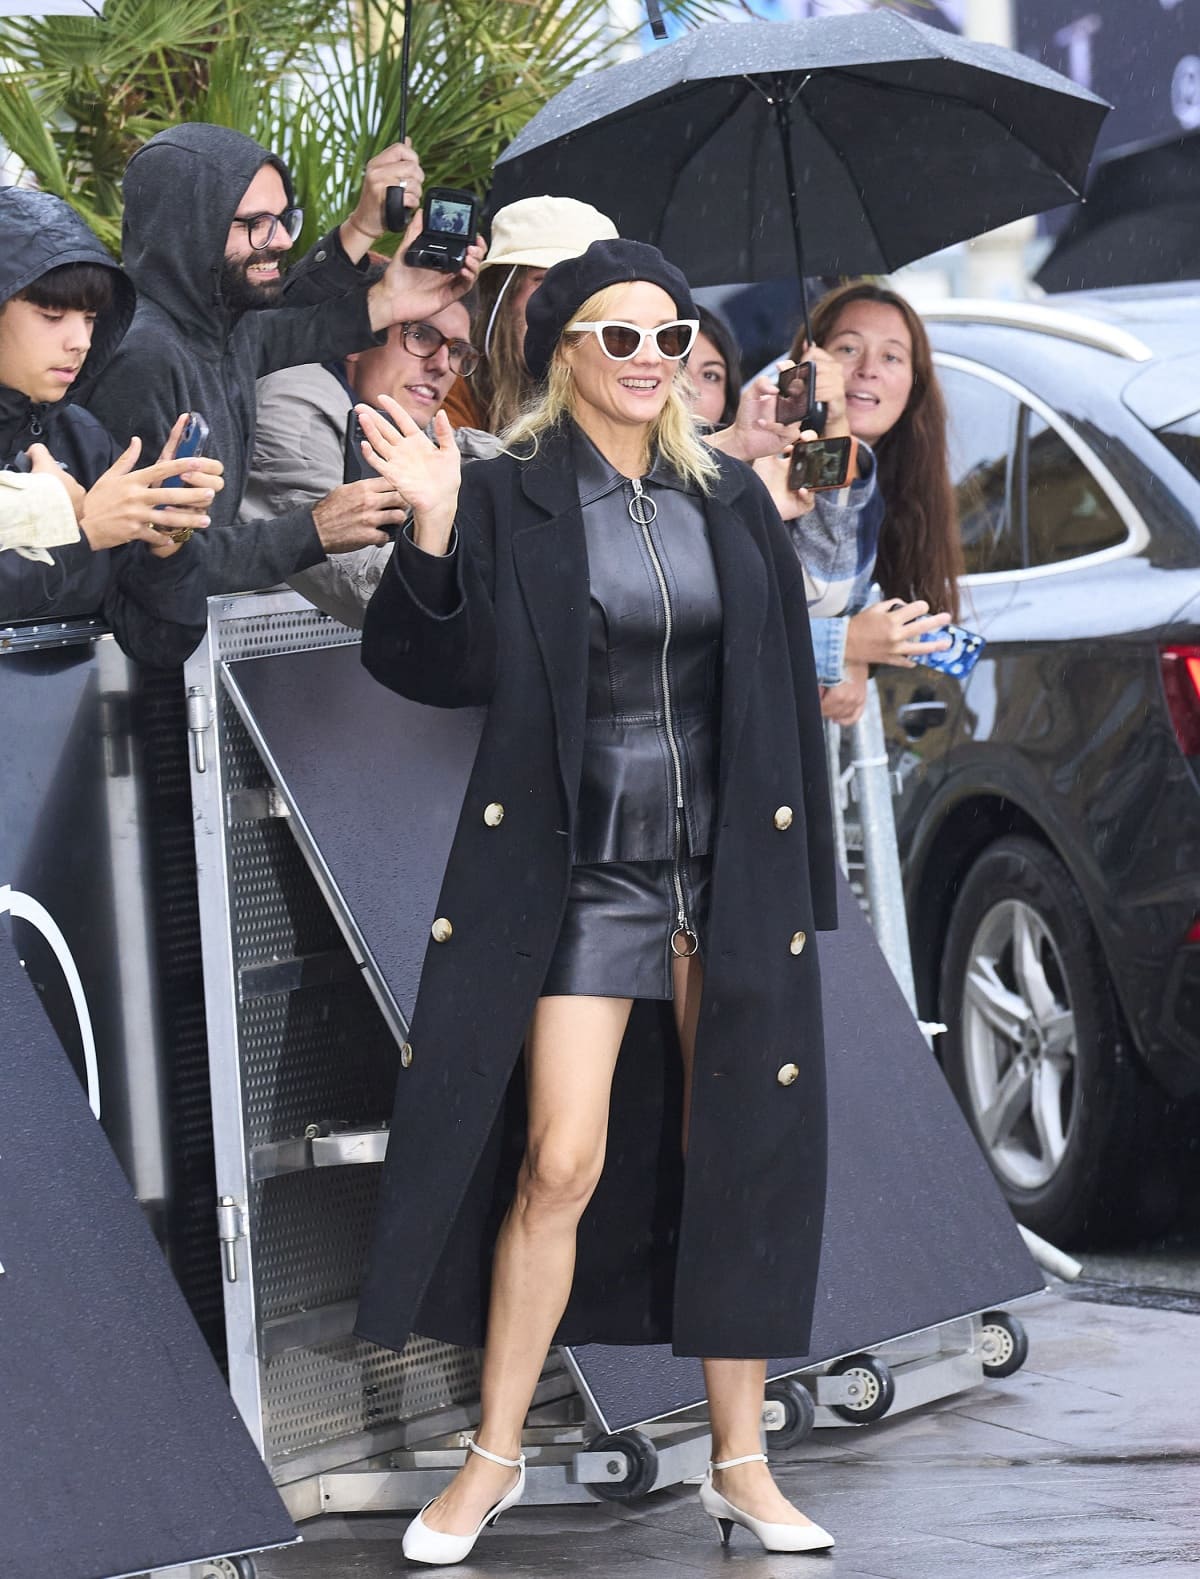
[879,288,1200,1243]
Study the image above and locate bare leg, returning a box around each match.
[672,954,820,1528]
[418,992,633,1536]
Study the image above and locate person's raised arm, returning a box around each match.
[257,210,484,381]
[707,346,853,463]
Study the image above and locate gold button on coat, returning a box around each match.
[777,1063,800,1086]
[400,1042,413,1068]
[773,805,793,830]
[483,802,505,827]
[789,930,807,955]
[431,917,453,943]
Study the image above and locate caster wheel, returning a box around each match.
[828,1353,895,1424]
[764,1376,816,1448]
[979,1310,1029,1378]
[200,1558,256,1578]
[584,1428,659,1502]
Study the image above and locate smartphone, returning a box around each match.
[344,409,373,484]
[161,413,209,488]
[404,188,479,274]
[343,409,411,538]
[775,358,828,436]
[775,361,814,427]
[787,435,858,492]
[913,622,986,680]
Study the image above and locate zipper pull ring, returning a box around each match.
[628,476,657,527]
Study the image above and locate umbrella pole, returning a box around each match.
[399,0,414,143]
[385,0,416,230]
[771,91,812,347]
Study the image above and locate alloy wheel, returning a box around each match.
[961,898,1079,1190]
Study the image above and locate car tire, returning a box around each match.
[938,834,1173,1245]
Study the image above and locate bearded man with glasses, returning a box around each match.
[82,123,484,597]
[244,274,500,628]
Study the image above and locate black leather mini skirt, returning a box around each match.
[540,855,713,1001]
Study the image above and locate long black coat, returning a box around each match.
[355,424,837,1359]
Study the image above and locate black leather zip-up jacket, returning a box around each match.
[571,428,722,866]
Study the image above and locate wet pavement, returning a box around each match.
[256,1288,1200,1579]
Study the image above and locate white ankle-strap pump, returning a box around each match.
[699,1451,834,1553]
[401,1436,527,1566]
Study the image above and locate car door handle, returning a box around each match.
[897,699,948,738]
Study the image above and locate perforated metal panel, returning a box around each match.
[187,594,483,1479]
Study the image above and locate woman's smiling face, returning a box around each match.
[824,299,914,445]
[565,281,681,433]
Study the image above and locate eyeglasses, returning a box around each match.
[231,207,305,251]
[400,321,481,378]
[567,319,698,362]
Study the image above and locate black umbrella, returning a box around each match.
[1035,128,1200,293]
[492,12,1107,339]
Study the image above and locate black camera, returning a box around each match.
[404,187,479,274]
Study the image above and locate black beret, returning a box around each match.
[523,238,696,380]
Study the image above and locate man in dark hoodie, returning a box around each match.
[0,188,221,667]
[83,124,482,595]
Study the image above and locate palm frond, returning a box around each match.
[1,0,723,256]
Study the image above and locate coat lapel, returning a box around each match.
[511,431,590,818]
[705,466,769,805]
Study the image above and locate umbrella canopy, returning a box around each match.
[1035,128,1200,293]
[492,12,1108,293]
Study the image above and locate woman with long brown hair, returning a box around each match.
[790,281,961,726]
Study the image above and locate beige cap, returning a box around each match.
[481,195,618,271]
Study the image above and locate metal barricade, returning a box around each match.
[825,679,917,1015]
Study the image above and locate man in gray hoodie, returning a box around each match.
[84,123,482,595]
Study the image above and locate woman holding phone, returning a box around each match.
[791,283,960,725]
[355,239,838,1564]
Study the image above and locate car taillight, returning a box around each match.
[1161,645,1200,755]
[1188,917,1200,945]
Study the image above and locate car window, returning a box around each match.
[937,367,1022,575]
[1158,412,1200,485]
[1024,414,1127,566]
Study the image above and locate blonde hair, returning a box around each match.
[502,284,720,494]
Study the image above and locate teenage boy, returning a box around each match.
[0,187,220,666]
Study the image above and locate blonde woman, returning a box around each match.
[355,240,837,1565]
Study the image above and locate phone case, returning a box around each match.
[775,362,815,427]
[787,435,858,492]
[912,623,986,680]
[162,413,209,489]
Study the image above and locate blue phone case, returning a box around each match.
[162,414,209,488]
[913,623,986,680]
